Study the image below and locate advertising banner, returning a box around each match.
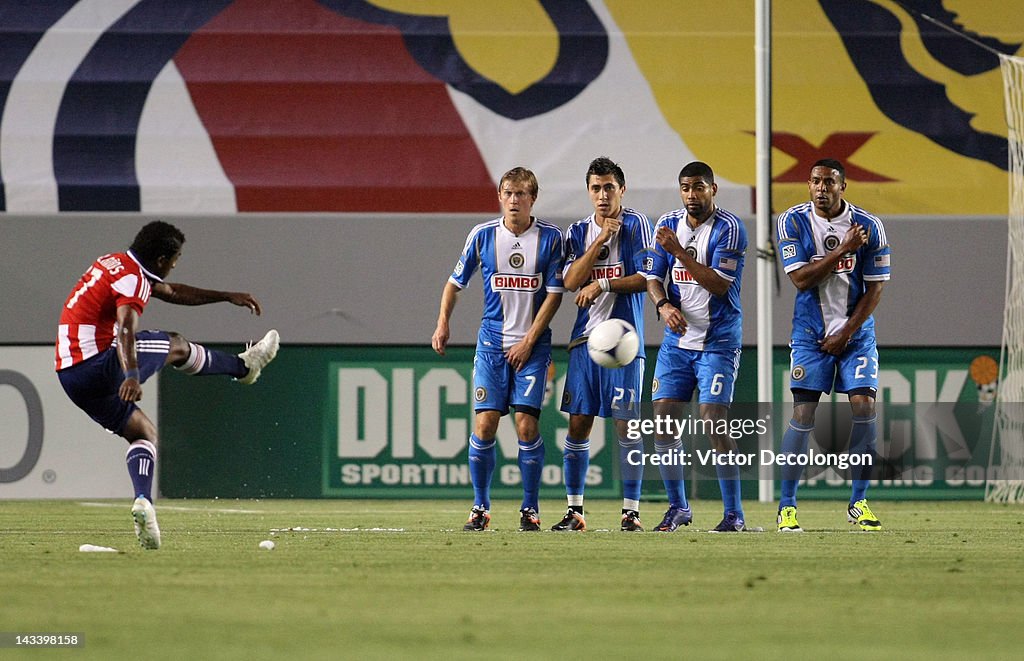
[159,345,1001,500]
[0,347,149,498]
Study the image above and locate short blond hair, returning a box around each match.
[498,167,539,198]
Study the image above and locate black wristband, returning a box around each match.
[655,298,670,311]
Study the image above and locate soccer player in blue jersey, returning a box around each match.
[776,158,890,532]
[554,157,654,532]
[644,161,750,533]
[432,167,565,532]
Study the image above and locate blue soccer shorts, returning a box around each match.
[788,334,879,395]
[473,348,551,415]
[57,330,171,436]
[560,344,644,420]
[651,344,741,405]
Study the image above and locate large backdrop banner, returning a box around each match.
[1,0,1020,217]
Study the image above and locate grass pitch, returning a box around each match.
[1,499,1022,660]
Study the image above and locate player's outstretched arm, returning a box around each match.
[152,282,261,314]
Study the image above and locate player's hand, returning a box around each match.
[656,227,683,256]
[227,292,262,315]
[431,322,450,356]
[596,216,622,243]
[119,377,143,402]
[661,304,687,335]
[505,339,534,372]
[575,281,603,308]
[840,225,868,254]
[820,332,850,356]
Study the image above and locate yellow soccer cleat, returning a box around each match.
[847,499,882,531]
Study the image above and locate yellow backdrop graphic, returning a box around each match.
[609,0,1023,214]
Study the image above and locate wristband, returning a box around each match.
[654,297,670,320]
[598,278,611,293]
[124,368,141,382]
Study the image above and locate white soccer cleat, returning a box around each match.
[237,329,280,385]
[131,497,161,550]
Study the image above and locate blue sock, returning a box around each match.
[780,421,812,508]
[468,434,496,510]
[848,415,877,505]
[175,342,247,378]
[562,437,590,504]
[618,437,644,506]
[518,436,545,511]
[655,440,688,509]
[716,459,743,517]
[125,440,156,502]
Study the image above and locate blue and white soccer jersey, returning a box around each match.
[644,207,746,404]
[777,200,891,394]
[644,208,745,351]
[448,216,564,413]
[560,209,653,419]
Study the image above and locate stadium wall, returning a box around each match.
[0,213,1007,347]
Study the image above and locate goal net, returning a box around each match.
[986,54,1024,503]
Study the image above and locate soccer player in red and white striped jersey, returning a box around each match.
[55,221,279,549]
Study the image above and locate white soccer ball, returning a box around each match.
[587,319,640,369]
[258,540,275,550]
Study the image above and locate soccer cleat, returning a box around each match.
[519,507,541,532]
[620,510,644,532]
[237,329,280,385]
[777,506,803,533]
[653,506,692,532]
[709,511,746,533]
[551,508,586,532]
[131,497,161,550]
[463,505,490,531]
[847,499,882,531]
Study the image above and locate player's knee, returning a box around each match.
[122,410,158,444]
[166,332,191,364]
[568,415,594,440]
[473,410,500,439]
[791,401,818,426]
[849,394,876,418]
[514,414,539,441]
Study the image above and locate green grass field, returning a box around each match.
[1,499,1023,660]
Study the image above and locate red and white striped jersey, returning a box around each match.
[55,251,158,370]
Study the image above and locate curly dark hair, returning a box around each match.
[129,221,185,270]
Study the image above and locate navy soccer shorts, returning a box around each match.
[57,330,171,436]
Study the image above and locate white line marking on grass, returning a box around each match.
[78,502,266,514]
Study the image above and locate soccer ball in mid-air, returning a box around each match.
[587,319,640,369]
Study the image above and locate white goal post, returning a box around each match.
[986,54,1024,503]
